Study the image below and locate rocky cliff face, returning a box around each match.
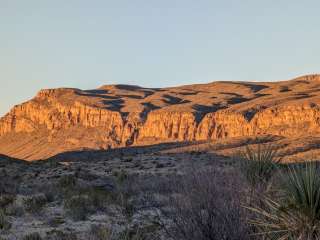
[1,74,320,160]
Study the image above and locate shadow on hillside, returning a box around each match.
[43,135,282,163]
[43,141,211,163]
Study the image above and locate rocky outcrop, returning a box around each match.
[138,111,198,142]
[2,74,320,160]
[196,104,320,140]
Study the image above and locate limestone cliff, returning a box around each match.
[1,74,320,160]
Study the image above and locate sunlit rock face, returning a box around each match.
[1,74,320,160]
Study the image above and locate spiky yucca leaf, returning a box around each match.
[239,144,280,187]
[247,162,320,240]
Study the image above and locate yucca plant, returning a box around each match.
[239,144,280,188]
[247,162,320,240]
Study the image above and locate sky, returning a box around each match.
[0,0,320,116]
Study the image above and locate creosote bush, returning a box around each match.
[23,194,48,214]
[158,167,250,240]
[63,195,92,221]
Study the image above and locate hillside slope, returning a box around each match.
[1,74,320,160]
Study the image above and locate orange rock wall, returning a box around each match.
[1,93,320,148]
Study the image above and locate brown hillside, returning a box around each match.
[1,74,320,160]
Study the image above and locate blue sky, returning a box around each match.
[0,0,319,116]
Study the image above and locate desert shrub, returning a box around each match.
[58,175,77,195]
[37,182,59,202]
[158,167,250,240]
[118,192,135,219]
[0,169,19,194]
[104,171,137,219]
[247,162,320,239]
[63,195,92,221]
[23,232,42,240]
[117,227,146,240]
[87,225,112,240]
[92,188,114,210]
[239,144,280,188]
[63,179,116,221]
[45,230,77,240]
[118,224,160,240]
[114,170,129,185]
[0,194,15,208]
[5,202,24,216]
[23,194,48,214]
[0,209,11,230]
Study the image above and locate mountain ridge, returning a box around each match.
[1,74,320,160]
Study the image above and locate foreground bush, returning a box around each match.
[247,162,320,239]
[0,209,11,230]
[87,225,112,240]
[63,195,92,221]
[23,194,48,214]
[159,167,250,240]
[239,144,280,188]
[45,230,78,240]
[23,232,42,240]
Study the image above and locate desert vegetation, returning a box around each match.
[0,143,319,239]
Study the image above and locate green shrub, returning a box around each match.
[5,202,24,216]
[58,175,77,190]
[246,162,320,239]
[87,225,112,240]
[239,144,280,187]
[23,232,42,240]
[64,195,92,221]
[117,227,145,240]
[86,188,110,211]
[45,230,77,240]
[23,194,48,214]
[0,209,11,230]
[0,194,15,208]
